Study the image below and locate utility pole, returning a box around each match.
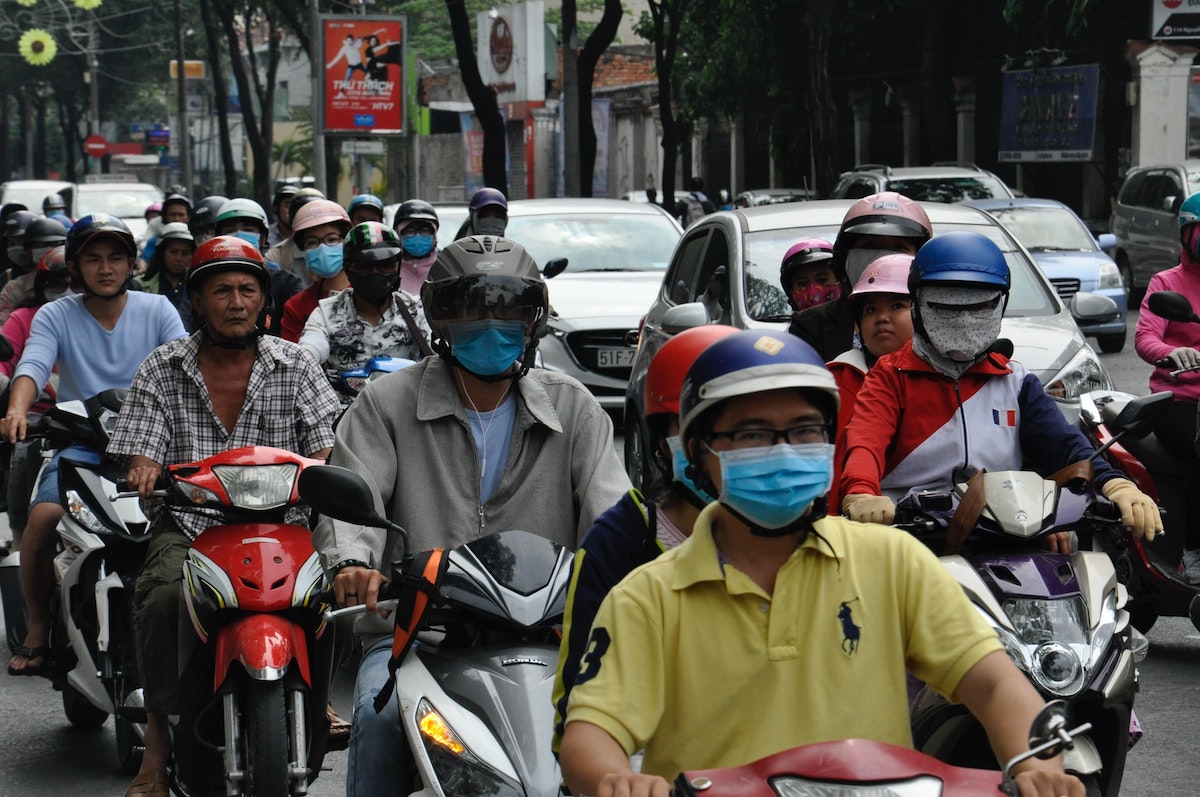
[309,0,326,193]
[175,0,193,194]
[562,0,580,196]
[87,17,100,174]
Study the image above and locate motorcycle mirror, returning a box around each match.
[1147,290,1200,324]
[1027,699,1074,758]
[1107,392,1174,441]
[543,257,568,279]
[298,465,393,529]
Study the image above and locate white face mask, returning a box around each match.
[917,286,1005,362]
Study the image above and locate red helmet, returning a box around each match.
[644,325,740,418]
[186,234,271,294]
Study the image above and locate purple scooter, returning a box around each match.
[896,470,1141,797]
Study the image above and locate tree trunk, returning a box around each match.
[806,0,839,196]
[649,0,689,213]
[577,0,623,196]
[217,1,271,203]
[447,0,508,193]
[33,92,46,178]
[241,12,281,208]
[201,0,238,196]
[919,0,953,162]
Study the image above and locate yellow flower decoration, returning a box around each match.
[19,30,56,67]
[15,0,36,8]
[74,0,103,8]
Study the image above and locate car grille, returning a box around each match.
[1049,278,1080,299]
[565,330,638,378]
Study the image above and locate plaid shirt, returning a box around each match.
[107,332,341,538]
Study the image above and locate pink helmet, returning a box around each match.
[834,192,931,255]
[291,199,351,242]
[779,237,834,294]
[851,253,913,307]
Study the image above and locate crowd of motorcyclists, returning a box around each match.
[0,174,1194,797]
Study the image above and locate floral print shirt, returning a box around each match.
[298,288,431,371]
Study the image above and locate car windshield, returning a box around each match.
[2,184,69,209]
[77,186,163,219]
[889,176,1009,203]
[986,206,1096,252]
[742,222,1056,322]
[506,212,679,272]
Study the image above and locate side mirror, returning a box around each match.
[1096,233,1117,251]
[298,465,391,529]
[1027,699,1074,758]
[660,302,712,334]
[543,258,568,279]
[1068,292,1120,324]
[1147,290,1200,323]
[1108,392,1174,441]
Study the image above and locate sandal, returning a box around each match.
[124,767,170,797]
[7,644,50,677]
[327,703,352,751]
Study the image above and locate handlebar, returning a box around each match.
[321,597,398,621]
[1154,357,1200,379]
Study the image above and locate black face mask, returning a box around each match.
[349,271,399,304]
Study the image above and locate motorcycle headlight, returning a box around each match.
[770,777,944,796]
[1003,597,1089,696]
[65,488,109,535]
[212,463,298,510]
[416,699,522,797]
[1043,346,1113,402]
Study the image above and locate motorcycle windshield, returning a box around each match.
[439,530,572,628]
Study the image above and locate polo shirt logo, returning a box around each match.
[839,598,860,655]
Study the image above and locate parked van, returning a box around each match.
[1109,160,1200,295]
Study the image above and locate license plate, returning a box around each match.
[597,347,636,369]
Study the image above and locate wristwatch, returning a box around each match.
[330,558,370,574]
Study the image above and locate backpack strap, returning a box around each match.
[372,548,448,713]
[395,296,434,358]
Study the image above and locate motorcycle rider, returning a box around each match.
[455,186,508,238]
[348,193,385,225]
[779,237,839,314]
[280,199,352,341]
[1134,189,1200,582]
[299,221,430,370]
[107,235,341,797]
[2,214,187,677]
[267,182,299,247]
[313,235,629,797]
[789,192,932,360]
[392,198,441,295]
[267,187,326,283]
[558,329,1085,797]
[138,221,194,312]
[839,231,1161,546]
[0,214,68,325]
[552,324,738,750]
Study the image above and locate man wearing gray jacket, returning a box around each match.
[313,235,630,797]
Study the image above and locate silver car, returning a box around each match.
[623,200,1116,488]
[1109,161,1200,294]
[503,198,683,414]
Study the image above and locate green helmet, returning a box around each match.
[1180,192,1200,230]
[345,221,402,266]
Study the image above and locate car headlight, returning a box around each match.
[770,777,944,796]
[416,699,522,797]
[1043,346,1113,401]
[1097,262,1123,290]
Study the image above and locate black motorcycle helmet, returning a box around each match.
[4,210,39,242]
[25,217,68,247]
[421,235,548,380]
[392,199,440,231]
[189,195,229,237]
[66,213,137,263]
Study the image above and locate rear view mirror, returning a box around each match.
[1096,233,1117,250]
[298,465,390,529]
[1069,292,1120,324]
[660,302,711,334]
[1147,290,1200,324]
[543,258,568,279]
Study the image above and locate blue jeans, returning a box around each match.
[347,638,411,797]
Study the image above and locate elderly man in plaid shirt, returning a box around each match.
[107,235,341,797]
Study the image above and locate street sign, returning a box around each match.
[84,134,109,158]
[341,139,386,155]
[169,60,206,79]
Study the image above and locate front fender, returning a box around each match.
[213,613,310,687]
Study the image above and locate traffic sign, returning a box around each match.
[341,139,386,155]
[84,134,109,158]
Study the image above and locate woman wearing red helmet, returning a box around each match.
[552,324,738,752]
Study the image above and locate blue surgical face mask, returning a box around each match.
[711,442,834,532]
[668,435,715,504]
[448,319,527,376]
[402,234,435,258]
[304,242,344,278]
[232,230,262,249]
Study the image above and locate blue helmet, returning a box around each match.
[469,187,508,213]
[908,231,1010,294]
[348,193,384,215]
[678,330,840,444]
[65,213,136,262]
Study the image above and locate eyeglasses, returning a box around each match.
[301,232,343,250]
[706,424,830,449]
[401,223,436,237]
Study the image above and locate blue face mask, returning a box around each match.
[232,230,262,249]
[402,234,435,258]
[449,319,527,376]
[712,442,834,532]
[304,242,343,278]
[668,435,715,504]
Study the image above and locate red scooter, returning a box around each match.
[133,446,333,797]
[674,700,1091,796]
[1077,289,1200,633]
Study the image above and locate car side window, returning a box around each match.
[664,231,711,305]
[1164,171,1185,213]
[1117,171,1146,207]
[842,178,877,199]
[1140,171,1172,212]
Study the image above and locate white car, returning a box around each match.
[504,198,683,414]
[61,179,163,240]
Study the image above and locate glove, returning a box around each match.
[842,494,896,525]
[1167,346,1200,370]
[1101,478,1162,542]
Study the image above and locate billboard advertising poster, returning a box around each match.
[1153,0,1200,39]
[321,15,405,134]
[998,64,1099,163]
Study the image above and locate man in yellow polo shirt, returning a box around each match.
[558,330,1085,797]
